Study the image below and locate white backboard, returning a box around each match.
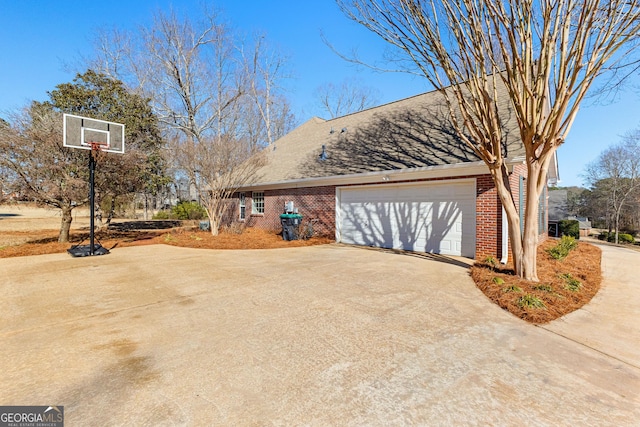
[63,114,125,154]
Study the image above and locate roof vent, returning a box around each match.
[329,127,335,134]
[341,127,347,133]
[319,145,328,161]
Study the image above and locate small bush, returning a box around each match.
[559,273,582,292]
[547,235,578,260]
[558,219,580,239]
[172,201,207,220]
[484,256,497,267]
[503,285,522,293]
[598,231,635,244]
[153,210,174,220]
[517,294,546,309]
[618,233,635,244]
[533,284,553,292]
[221,222,246,235]
[492,277,505,285]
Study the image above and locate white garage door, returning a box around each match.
[337,180,476,257]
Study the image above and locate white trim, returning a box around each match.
[251,191,265,214]
[241,158,526,191]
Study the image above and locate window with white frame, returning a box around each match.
[239,193,246,220]
[252,191,264,214]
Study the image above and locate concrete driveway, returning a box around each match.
[1,244,638,426]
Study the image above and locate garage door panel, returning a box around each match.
[338,182,476,257]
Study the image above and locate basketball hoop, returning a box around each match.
[87,141,108,152]
[63,114,125,258]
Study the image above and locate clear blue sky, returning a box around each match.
[1,1,638,188]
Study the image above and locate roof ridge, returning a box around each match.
[324,86,439,123]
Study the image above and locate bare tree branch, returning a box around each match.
[337,0,640,279]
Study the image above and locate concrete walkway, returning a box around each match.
[1,244,638,426]
[543,243,640,369]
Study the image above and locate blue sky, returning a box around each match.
[1,1,638,188]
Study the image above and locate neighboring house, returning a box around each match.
[548,189,569,222]
[226,85,558,261]
[547,189,591,237]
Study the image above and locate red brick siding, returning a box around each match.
[235,187,336,237]
[475,175,502,260]
[227,170,552,259]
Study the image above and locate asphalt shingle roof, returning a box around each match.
[250,83,524,185]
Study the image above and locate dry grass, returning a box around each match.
[471,239,602,324]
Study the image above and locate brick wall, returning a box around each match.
[227,168,549,259]
[475,174,502,260]
[235,186,336,237]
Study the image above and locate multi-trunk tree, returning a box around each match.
[338,0,640,280]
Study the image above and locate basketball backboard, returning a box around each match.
[63,114,125,154]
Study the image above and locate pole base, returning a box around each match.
[67,244,110,257]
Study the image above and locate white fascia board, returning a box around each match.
[241,158,525,191]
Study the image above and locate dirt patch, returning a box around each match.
[471,240,602,324]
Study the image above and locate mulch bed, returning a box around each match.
[471,239,602,324]
[0,225,333,258]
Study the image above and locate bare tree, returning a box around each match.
[314,77,380,118]
[172,135,266,234]
[0,106,88,242]
[87,7,294,226]
[337,0,640,280]
[585,135,640,243]
[240,34,296,146]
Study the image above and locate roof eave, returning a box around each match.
[240,158,526,191]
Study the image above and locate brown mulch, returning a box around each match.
[471,239,602,324]
[0,225,333,258]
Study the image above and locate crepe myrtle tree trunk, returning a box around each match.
[337,0,640,281]
[490,152,552,281]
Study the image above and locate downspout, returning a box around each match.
[501,206,509,264]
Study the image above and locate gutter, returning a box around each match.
[241,157,526,191]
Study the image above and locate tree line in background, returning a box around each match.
[0,6,381,241]
[558,132,640,243]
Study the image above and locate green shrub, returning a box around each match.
[599,231,636,244]
[558,219,580,239]
[559,273,582,292]
[153,210,174,220]
[517,294,546,309]
[484,256,497,267]
[492,277,505,285]
[618,233,635,244]
[503,285,522,293]
[172,201,207,220]
[547,235,578,260]
[533,284,553,292]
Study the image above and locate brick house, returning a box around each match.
[228,85,558,261]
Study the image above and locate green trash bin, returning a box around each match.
[280,213,302,241]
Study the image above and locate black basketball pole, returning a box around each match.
[89,149,96,255]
